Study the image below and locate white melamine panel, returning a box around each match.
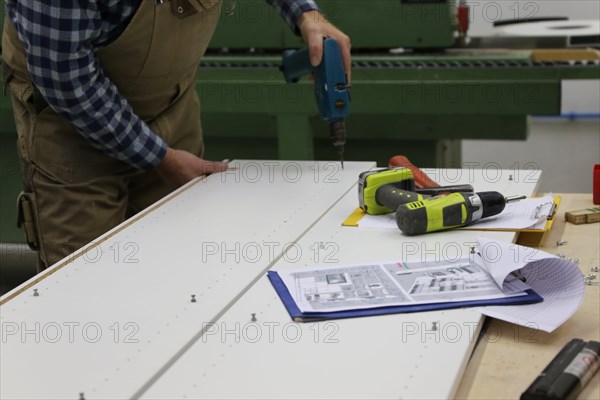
[0,161,374,400]
[142,170,541,399]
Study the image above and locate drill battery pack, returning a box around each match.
[358,167,415,215]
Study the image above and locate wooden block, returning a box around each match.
[532,49,600,62]
[565,207,600,224]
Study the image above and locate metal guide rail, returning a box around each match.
[200,57,600,70]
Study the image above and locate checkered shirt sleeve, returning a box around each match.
[6,1,167,170]
[6,0,319,169]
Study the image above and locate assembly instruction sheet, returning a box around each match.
[275,237,584,332]
[280,259,529,313]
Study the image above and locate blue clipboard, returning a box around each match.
[267,271,543,322]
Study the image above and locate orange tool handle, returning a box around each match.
[388,155,440,189]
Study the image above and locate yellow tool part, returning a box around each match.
[358,167,414,215]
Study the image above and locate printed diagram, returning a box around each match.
[284,257,528,313]
[384,261,505,302]
[275,237,583,333]
[292,265,408,311]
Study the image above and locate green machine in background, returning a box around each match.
[0,0,599,280]
[202,0,459,164]
[197,0,598,166]
[210,0,457,50]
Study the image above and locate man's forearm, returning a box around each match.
[265,0,319,33]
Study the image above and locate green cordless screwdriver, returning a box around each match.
[357,167,523,235]
[395,192,526,235]
[358,167,474,215]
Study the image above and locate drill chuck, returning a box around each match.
[477,191,507,218]
[329,120,346,167]
[329,120,346,147]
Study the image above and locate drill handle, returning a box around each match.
[395,193,470,235]
[281,38,350,124]
[281,47,313,84]
[375,185,425,213]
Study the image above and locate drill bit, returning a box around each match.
[505,195,527,203]
[330,120,346,170]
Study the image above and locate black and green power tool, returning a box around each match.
[395,192,526,235]
[358,167,523,235]
[358,167,424,215]
[358,167,474,215]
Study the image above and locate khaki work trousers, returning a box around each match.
[3,0,221,270]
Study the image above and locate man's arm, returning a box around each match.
[8,2,167,170]
[267,0,352,81]
[8,1,227,185]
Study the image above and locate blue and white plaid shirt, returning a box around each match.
[6,0,318,169]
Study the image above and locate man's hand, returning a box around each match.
[297,10,352,83]
[156,147,228,189]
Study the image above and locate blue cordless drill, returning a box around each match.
[281,38,350,168]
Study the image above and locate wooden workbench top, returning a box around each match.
[457,193,600,399]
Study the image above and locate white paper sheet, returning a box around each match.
[474,238,585,332]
